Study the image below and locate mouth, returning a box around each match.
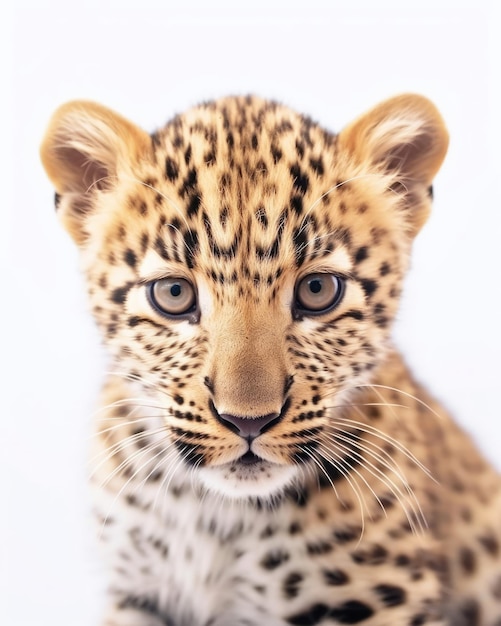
[237,450,262,466]
[197,447,299,499]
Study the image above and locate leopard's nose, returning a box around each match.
[218,412,281,439]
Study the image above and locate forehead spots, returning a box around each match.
[104,96,405,329]
[165,157,179,182]
[290,163,309,195]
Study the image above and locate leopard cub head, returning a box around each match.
[41,94,448,498]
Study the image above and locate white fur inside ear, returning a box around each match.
[43,106,112,194]
[340,94,449,186]
[51,113,122,192]
[363,115,430,168]
[338,94,449,236]
[40,100,150,243]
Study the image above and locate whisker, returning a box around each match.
[90,422,162,461]
[330,416,435,481]
[104,370,176,400]
[317,441,385,522]
[296,445,340,501]
[95,435,172,540]
[329,423,414,490]
[320,435,426,535]
[91,398,167,417]
[90,415,164,438]
[324,402,412,411]
[99,438,174,493]
[91,427,169,484]
[306,446,367,540]
[190,456,205,493]
[355,383,444,422]
[152,446,190,519]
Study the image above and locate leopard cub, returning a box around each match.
[41,94,501,625]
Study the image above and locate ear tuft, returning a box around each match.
[40,101,151,243]
[339,94,449,234]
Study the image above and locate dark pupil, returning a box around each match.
[170,284,182,297]
[309,279,322,294]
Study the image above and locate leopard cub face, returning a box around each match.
[41,94,448,499]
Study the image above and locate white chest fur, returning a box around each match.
[93,473,304,626]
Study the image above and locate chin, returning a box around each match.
[197,458,300,500]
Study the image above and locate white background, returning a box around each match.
[2,1,500,625]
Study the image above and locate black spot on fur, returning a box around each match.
[118,595,160,617]
[285,484,310,507]
[309,156,324,176]
[317,453,358,485]
[283,572,303,599]
[260,525,276,539]
[459,547,476,575]
[360,278,378,298]
[255,206,268,228]
[288,601,374,625]
[330,601,374,624]
[459,599,480,626]
[354,246,368,264]
[187,194,201,217]
[155,235,170,261]
[174,440,205,467]
[323,568,349,586]
[165,157,179,182]
[295,140,305,159]
[183,230,199,268]
[111,283,133,305]
[334,309,364,322]
[290,163,309,194]
[306,540,333,556]
[124,249,137,268]
[180,168,197,197]
[287,603,329,625]
[293,227,308,267]
[333,527,361,544]
[374,584,406,607]
[351,544,388,565]
[379,262,391,276]
[477,533,499,557]
[291,195,303,215]
[271,145,282,163]
[261,549,290,570]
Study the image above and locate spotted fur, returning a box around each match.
[41,95,501,625]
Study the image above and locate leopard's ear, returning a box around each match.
[40,101,151,244]
[338,94,449,235]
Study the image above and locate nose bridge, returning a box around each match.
[210,306,287,417]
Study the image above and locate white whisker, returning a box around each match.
[330,416,435,481]
[306,446,367,540]
[91,427,168,486]
[357,383,444,422]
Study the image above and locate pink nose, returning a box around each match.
[218,412,281,439]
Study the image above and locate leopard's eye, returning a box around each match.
[147,278,197,317]
[294,273,344,315]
